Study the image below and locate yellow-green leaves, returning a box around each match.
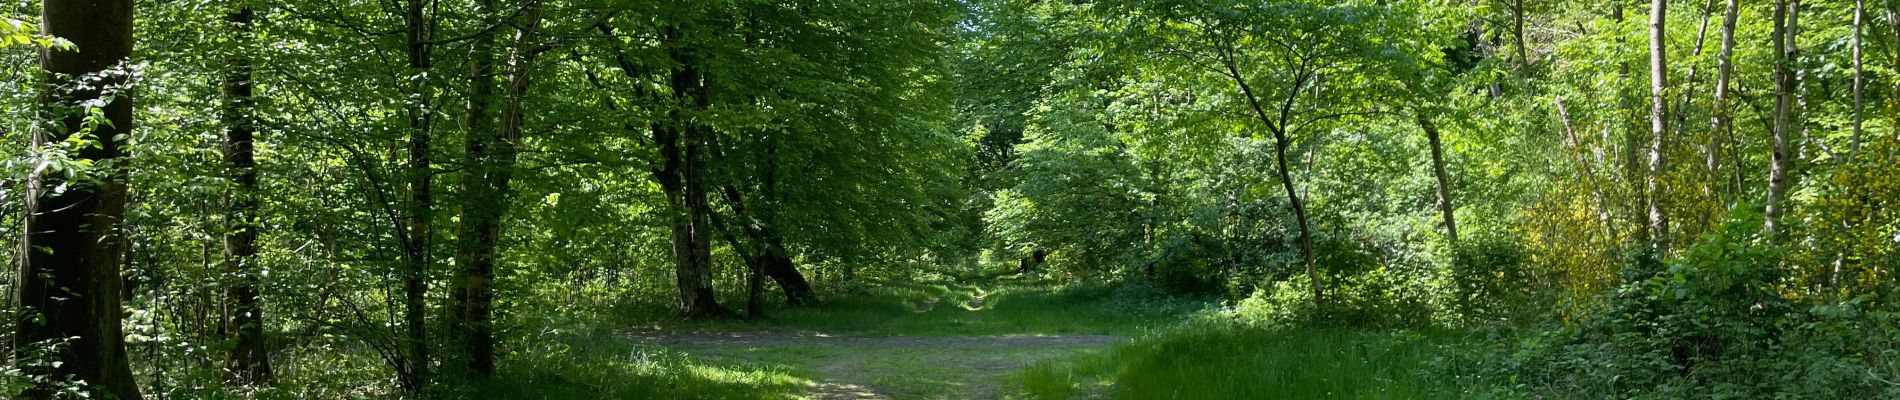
[1,17,74,50]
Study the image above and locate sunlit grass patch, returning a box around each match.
[477,326,810,400]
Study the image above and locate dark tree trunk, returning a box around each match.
[1417,112,1459,246]
[760,247,815,305]
[659,25,732,319]
[398,0,435,391]
[449,0,498,377]
[452,0,542,377]
[1018,249,1047,275]
[1224,58,1324,308]
[15,0,142,398]
[219,4,271,385]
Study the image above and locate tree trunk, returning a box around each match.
[15,0,142,398]
[219,4,271,385]
[1224,58,1323,308]
[398,0,435,391]
[1554,96,1615,233]
[1647,0,1671,251]
[1887,0,1899,164]
[451,0,542,378]
[1613,3,1653,244]
[761,247,815,305]
[1707,0,1739,197]
[660,25,732,319]
[449,0,498,376]
[1417,112,1459,246]
[1512,0,1529,67]
[1850,0,1864,159]
[1884,0,1900,165]
[1765,0,1799,236]
[745,251,765,319]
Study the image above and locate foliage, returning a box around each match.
[1491,217,1900,399]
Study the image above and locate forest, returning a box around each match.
[2,0,1898,398]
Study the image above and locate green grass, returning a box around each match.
[1016,324,1491,400]
[663,277,1211,337]
[474,325,812,400]
[477,275,1210,399]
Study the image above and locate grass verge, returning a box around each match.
[1016,324,1489,399]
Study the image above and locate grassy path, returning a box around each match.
[486,280,1205,399]
[642,330,1120,399]
[618,280,1195,399]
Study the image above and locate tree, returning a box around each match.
[14,0,143,397]
[657,20,732,318]
[1706,0,1738,194]
[1765,0,1799,236]
[1417,112,1458,246]
[1136,1,1422,307]
[219,1,270,384]
[1647,0,1670,250]
[451,0,544,376]
[397,0,438,391]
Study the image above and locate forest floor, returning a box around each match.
[613,279,1206,399]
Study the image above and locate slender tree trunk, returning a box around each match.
[1614,3,1653,244]
[1416,112,1459,246]
[1555,96,1615,233]
[1225,58,1323,308]
[1766,0,1799,236]
[1707,0,1739,197]
[1512,0,1529,67]
[399,0,435,391]
[1887,0,1899,164]
[219,4,272,384]
[1850,0,1864,159]
[744,251,765,318]
[1648,0,1671,251]
[1887,0,1899,165]
[15,0,142,398]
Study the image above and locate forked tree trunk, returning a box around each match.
[659,25,732,318]
[1224,59,1324,308]
[220,3,272,384]
[15,0,143,398]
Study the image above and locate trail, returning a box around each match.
[631,287,1120,399]
[632,329,1118,399]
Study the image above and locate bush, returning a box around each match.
[1232,268,1438,329]
[1497,217,1900,399]
[1447,232,1538,322]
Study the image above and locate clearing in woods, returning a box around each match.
[615,280,1202,399]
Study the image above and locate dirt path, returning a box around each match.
[630,330,1120,399]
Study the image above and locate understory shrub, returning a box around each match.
[1448,232,1539,322]
[1497,217,1900,399]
